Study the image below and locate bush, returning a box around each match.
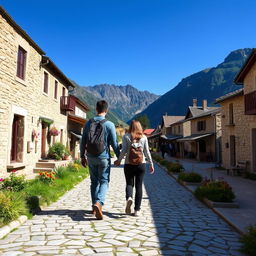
[0,191,28,226]
[159,159,169,167]
[178,172,203,183]
[151,153,163,162]
[48,142,66,160]
[240,225,256,256]
[167,162,183,173]
[0,171,27,191]
[244,172,256,180]
[194,180,235,202]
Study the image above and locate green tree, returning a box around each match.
[136,114,151,129]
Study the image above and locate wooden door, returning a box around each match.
[252,129,256,172]
[230,135,236,166]
[41,123,47,158]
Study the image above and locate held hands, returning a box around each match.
[114,160,121,166]
[81,157,88,167]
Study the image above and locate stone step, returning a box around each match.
[36,162,56,168]
[33,167,54,173]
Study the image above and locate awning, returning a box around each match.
[177,133,214,142]
[70,131,82,140]
[148,132,162,139]
[161,135,182,141]
[68,114,86,126]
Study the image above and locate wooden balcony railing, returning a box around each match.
[60,96,76,112]
[245,90,256,115]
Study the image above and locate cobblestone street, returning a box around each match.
[0,162,244,256]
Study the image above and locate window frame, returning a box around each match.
[43,71,49,94]
[16,46,27,80]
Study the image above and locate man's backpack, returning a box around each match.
[87,119,107,156]
[129,138,143,165]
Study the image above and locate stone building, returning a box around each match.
[0,7,78,177]
[216,48,256,172]
[167,99,221,162]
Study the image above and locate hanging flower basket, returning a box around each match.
[49,126,59,136]
[32,129,40,141]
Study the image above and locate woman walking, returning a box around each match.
[114,120,154,216]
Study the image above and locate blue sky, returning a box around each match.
[1,0,256,95]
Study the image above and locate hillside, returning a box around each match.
[134,48,252,127]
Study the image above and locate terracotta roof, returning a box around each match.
[0,6,45,55]
[235,49,256,84]
[215,88,244,104]
[144,129,155,135]
[162,116,185,128]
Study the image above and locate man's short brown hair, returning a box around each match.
[96,100,108,113]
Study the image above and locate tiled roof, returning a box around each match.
[188,106,219,118]
[162,116,185,128]
[144,129,155,135]
[215,88,244,104]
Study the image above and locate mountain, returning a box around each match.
[70,82,127,126]
[133,48,252,128]
[83,84,159,122]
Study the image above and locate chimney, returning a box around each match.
[202,99,207,110]
[192,98,197,107]
[165,112,168,116]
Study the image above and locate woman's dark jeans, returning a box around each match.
[124,163,146,211]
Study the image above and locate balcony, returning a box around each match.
[245,90,256,115]
[60,96,76,112]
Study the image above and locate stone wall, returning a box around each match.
[220,94,256,172]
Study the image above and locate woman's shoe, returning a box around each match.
[125,197,133,214]
[132,210,140,217]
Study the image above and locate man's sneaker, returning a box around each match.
[125,197,133,214]
[93,202,103,220]
[132,210,140,217]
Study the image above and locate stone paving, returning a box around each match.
[0,161,244,256]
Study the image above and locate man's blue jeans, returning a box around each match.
[88,157,110,206]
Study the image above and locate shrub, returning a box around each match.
[48,142,66,160]
[159,159,169,167]
[151,153,162,162]
[178,172,203,183]
[194,179,235,202]
[244,172,256,180]
[38,171,56,184]
[26,195,40,214]
[74,159,81,165]
[0,191,28,226]
[167,162,183,173]
[67,163,81,172]
[1,171,26,192]
[240,225,256,256]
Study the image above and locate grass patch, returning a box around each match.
[178,172,203,183]
[0,163,89,227]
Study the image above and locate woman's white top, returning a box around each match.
[118,133,153,165]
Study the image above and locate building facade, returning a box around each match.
[0,7,75,177]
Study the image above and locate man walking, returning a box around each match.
[80,100,120,220]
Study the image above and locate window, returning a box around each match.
[54,81,58,99]
[62,87,66,96]
[16,46,27,80]
[178,126,181,134]
[229,103,234,124]
[43,72,48,94]
[197,120,206,131]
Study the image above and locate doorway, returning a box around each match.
[41,122,47,158]
[230,135,236,166]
